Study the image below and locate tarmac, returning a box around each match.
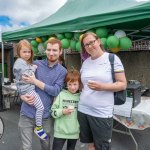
[0,99,150,150]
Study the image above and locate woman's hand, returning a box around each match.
[22,74,36,84]
[88,80,104,91]
[87,72,127,92]
[20,94,34,105]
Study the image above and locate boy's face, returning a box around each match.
[45,43,62,62]
[67,81,79,94]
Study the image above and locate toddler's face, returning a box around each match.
[20,46,31,61]
[67,81,79,94]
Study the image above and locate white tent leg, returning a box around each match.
[1,41,4,84]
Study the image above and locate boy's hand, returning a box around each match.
[62,108,74,115]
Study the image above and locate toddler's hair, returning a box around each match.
[16,39,34,64]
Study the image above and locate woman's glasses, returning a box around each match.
[84,39,97,48]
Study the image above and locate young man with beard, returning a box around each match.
[19,38,67,150]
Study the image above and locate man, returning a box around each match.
[19,38,67,150]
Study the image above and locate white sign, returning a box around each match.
[113,97,133,117]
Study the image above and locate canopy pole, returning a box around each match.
[1,41,4,84]
[0,27,4,84]
[0,28,4,111]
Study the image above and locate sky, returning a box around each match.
[0,0,149,33]
[0,0,67,32]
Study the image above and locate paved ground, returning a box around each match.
[0,101,150,150]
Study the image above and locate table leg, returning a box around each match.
[113,128,138,150]
[129,129,138,150]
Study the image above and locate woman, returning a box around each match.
[78,32,127,150]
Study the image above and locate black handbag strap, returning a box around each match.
[109,53,115,82]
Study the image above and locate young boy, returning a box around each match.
[51,69,81,150]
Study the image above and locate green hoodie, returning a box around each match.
[51,89,80,139]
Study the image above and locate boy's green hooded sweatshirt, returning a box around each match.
[51,89,80,139]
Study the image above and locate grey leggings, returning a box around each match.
[28,90,44,126]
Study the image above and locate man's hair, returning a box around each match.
[46,38,62,50]
[16,39,34,64]
[65,69,81,83]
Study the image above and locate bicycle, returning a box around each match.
[0,116,4,139]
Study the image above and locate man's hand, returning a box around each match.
[20,94,34,105]
[22,74,36,84]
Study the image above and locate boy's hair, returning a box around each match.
[65,69,81,83]
[16,39,34,64]
[46,38,62,51]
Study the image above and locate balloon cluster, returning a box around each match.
[95,27,132,53]
[56,32,82,51]
[30,27,132,55]
[30,36,49,55]
[30,33,82,55]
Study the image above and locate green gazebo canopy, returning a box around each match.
[2,0,150,41]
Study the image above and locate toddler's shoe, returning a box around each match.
[34,126,48,140]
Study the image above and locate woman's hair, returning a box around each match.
[59,55,65,64]
[59,55,66,68]
[80,32,105,54]
[46,38,62,51]
[65,69,81,84]
[16,39,34,64]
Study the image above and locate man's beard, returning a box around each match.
[49,58,58,62]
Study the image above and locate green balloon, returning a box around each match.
[41,36,48,42]
[120,37,132,50]
[96,27,108,38]
[107,34,113,38]
[74,32,81,40]
[70,40,76,50]
[64,32,74,39]
[101,38,107,49]
[43,41,47,49]
[56,33,65,40]
[87,28,96,33]
[49,34,57,38]
[32,46,38,54]
[31,40,38,47]
[76,41,81,52]
[61,39,70,49]
[106,36,119,48]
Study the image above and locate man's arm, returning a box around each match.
[21,73,45,89]
[22,69,67,97]
[44,69,67,96]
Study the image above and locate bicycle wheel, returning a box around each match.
[0,116,4,139]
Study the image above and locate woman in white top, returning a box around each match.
[78,32,127,150]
